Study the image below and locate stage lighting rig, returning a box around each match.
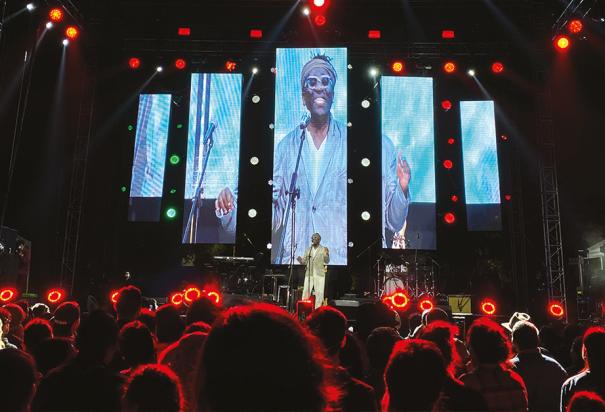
[554,35,571,51]
[491,62,504,74]
[49,8,63,22]
[65,26,79,40]
[443,61,456,73]
[129,57,141,69]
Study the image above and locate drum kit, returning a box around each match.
[377,253,437,299]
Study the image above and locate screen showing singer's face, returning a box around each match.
[271,48,348,265]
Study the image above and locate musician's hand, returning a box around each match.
[216,187,234,215]
[397,154,411,195]
[296,256,304,264]
[324,248,329,257]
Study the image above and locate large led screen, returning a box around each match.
[272,48,347,265]
[381,76,436,249]
[128,94,172,222]
[460,100,502,231]
[183,73,242,244]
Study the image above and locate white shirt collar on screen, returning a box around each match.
[305,129,328,196]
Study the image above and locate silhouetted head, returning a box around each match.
[119,320,156,368]
[467,318,512,365]
[511,321,540,352]
[384,339,447,412]
[156,304,184,344]
[33,337,76,375]
[305,306,347,357]
[23,318,53,354]
[123,364,184,412]
[52,301,80,338]
[75,309,118,363]
[582,327,605,374]
[0,348,37,411]
[197,304,333,411]
[567,391,605,412]
[116,286,142,323]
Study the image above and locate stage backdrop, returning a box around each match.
[381,76,436,250]
[460,100,502,231]
[272,47,348,265]
[128,93,172,222]
[183,73,242,244]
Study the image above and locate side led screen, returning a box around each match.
[381,76,436,250]
[183,73,243,244]
[460,100,502,231]
[128,94,172,222]
[272,48,348,265]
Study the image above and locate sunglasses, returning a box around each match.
[304,76,334,89]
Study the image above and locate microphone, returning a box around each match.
[299,113,311,129]
[204,122,217,145]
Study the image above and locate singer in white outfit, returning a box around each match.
[297,233,329,309]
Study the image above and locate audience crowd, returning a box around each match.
[1,284,604,412]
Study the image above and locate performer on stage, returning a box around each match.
[297,233,329,309]
[382,134,411,248]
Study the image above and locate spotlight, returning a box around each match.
[251,95,261,103]
[441,100,452,111]
[156,66,163,72]
[443,212,456,225]
[568,19,583,34]
[504,194,512,201]
[554,35,571,51]
[480,299,497,315]
[47,288,65,304]
[165,207,177,219]
[45,22,53,29]
[302,6,310,16]
[467,69,476,77]
[390,292,410,310]
[26,3,35,11]
[491,62,504,74]
[110,290,120,304]
[225,60,237,71]
[127,58,141,70]
[361,211,371,221]
[250,156,259,165]
[266,243,272,250]
[206,290,222,304]
[451,194,459,202]
[500,134,509,141]
[174,58,187,70]
[447,137,455,145]
[368,30,381,39]
[548,301,565,318]
[442,29,455,39]
[169,154,180,165]
[184,286,202,304]
[248,209,257,218]
[391,61,404,73]
[418,297,434,312]
[369,67,379,77]
[361,158,371,167]
[443,159,453,169]
[251,67,259,74]
[65,26,79,40]
[249,29,263,39]
[361,99,370,109]
[443,61,456,73]
[49,7,63,22]
[178,27,191,36]
[62,39,69,46]
[348,241,354,247]
[0,287,17,303]
[314,14,327,26]
[313,0,326,7]
[170,292,184,306]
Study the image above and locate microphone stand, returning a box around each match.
[183,126,215,243]
[279,126,306,312]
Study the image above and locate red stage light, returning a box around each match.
[491,62,504,74]
[177,27,191,36]
[225,60,237,72]
[313,0,326,7]
[504,194,512,201]
[441,100,452,111]
[443,212,456,225]
[0,287,16,303]
[418,297,434,312]
[65,26,79,40]
[443,159,453,169]
[175,58,187,70]
[110,290,120,304]
[391,61,404,73]
[548,302,565,318]
[447,138,455,145]
[249,29,263,39]
[568,19,583,34]
[391,292,410,309]
[184,286,202,303]
[444,61,456,73]
[129,57,141,70]
[442,30,455,39]
[480,299,497,315]
[500,134,509,141]
[47,289,65,304]
[554,35,571,51]
[368,30,381,39]
[451,194,459,202]
[170,292,184,306]
[49,8,63,22]
[206,290,222,304]
[314,14,327,26]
